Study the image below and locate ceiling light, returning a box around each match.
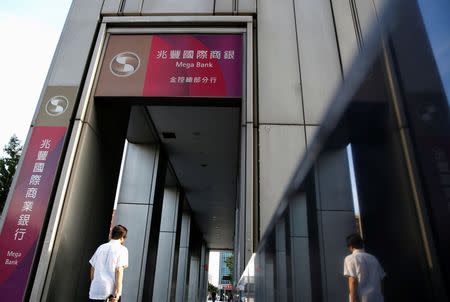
[201,164,208,167]
[162,132,176,139]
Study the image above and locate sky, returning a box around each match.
[208,251,220,286]
[417,0,450,101]
[0,0,72,154]
[0,1,228,286]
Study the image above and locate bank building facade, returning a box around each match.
[0,0,449,301]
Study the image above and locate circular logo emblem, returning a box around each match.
[417,101,441,127]
[110,52,140,77]
[46,96,69,116]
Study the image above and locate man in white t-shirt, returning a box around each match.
[89,225,129,302]
[343,233,386,302]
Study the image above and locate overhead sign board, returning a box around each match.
[96,34,243,98]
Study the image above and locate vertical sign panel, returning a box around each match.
[0,126,66,302]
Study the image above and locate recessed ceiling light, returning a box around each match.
[201,164,208,167]
[162,132,176,139]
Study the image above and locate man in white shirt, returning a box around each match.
[343,233,386,302]
[89,225,129,302]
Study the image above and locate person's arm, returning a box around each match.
[348,276,359,302]
[113,266,124,300]
[90,266,95,281]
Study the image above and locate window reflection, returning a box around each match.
[347,144,363,235]
[418,0,450,101]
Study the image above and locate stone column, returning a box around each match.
[175,212,192,302]
[152,186,182,301]
[314,148,356,301]
[114,142,166,302]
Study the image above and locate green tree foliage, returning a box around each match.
[0,135,23,213]
[225,254,234,283]
[208,282,218,293]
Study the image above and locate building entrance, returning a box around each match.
[24,30,251,302]
[32,98,242,301]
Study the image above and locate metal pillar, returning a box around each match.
[175,212,192,302]
[152,186,182,301]
[114,142,166,301]
[314,148,356,301]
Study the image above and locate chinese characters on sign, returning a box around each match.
[0,126,66,302]
[155,49,235,60]
[12,139,51,244]
[169,76,217,84]
[144,35,242,97]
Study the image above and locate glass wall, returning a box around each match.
[238,0,450,300]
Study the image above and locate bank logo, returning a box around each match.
[110,52,140,77]
[45,96,69,116]
[418,103,438,122]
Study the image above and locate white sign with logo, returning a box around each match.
[110,52,141,77]
[45,96,69,117]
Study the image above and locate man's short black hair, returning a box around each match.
[111,225,128,240]
[346,233,364,249]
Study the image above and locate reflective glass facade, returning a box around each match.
[237,0,450,300]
